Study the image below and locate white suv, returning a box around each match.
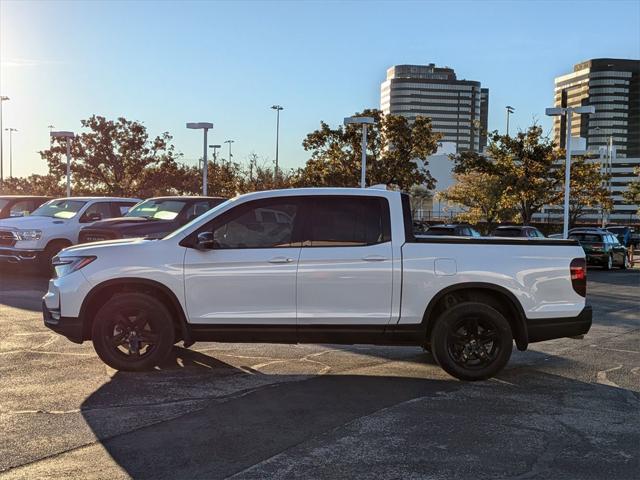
[0,196,139,269]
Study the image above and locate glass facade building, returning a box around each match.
[549,59,640,222]
[553,58,640,158]
[380,64,489,153]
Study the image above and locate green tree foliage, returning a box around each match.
[40,115,185,197]
[556,157,613,224]
[622,167,640,213]
[296,109,441,191]
[438,172,516,232]
[457,126,563,224]
[0,174,65,196]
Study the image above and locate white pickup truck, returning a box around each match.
[0,197,139,269]
[42,188,591,380]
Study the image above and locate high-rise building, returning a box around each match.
[553,58,639,157]
[552,58,640,222]
[380,64,489,153]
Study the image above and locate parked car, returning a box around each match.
[605,225,636,248]
[569,228,629,270]
[0,195,51,219]
[78,196,226,243]
[490,225,545,238]
[424,224,481,237]
[0,196,139,269]
[44,188,590,381]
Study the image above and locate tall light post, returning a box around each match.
[208,144,221,169]
[224,139,234,165]
[50,131,75,197]
[344,116,375,188]
[0,95,9,185]
[545,105,596,238]
[505,106,514,136]
[4,128,17,177]
[187,122,214,196]
[271,105,283,181]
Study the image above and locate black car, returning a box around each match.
[78,196,226,243]
[424,224,481,237]
[490,225,545,238]
[605,225,636,248]
[569,228,629,270]
[0,195,52,219]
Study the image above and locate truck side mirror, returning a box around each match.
[195,231,216,250]
[80,212,102,223]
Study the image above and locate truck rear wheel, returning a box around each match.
[431,302,513,381]
[92,293,175,371]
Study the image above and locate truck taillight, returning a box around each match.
[570,258,587,297]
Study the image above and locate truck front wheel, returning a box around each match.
[431,302,513,381]
[92,293,175,371]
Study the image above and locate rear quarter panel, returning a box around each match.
[400,242,587,324]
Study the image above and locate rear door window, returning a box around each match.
[306,196,390,247]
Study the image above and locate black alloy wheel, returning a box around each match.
[431,302,513,381]
[92,293,174,371]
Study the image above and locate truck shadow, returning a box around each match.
[76,347,638,480]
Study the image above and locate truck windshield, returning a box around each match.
[31,200,87,219]
[126,199,187,220]
[0,199,9,211]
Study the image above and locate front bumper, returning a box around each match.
[42,300,84,344]
[527,305,592,343]
[0,247,41,264]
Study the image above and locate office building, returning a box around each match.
[551,58,640,222]
[380,64,489,153]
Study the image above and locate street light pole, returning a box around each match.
[209,144,221,169]
[505,106,514,136]
[0,96,9,186]
[545,105,595,238]
[344,116,375,188]
[187,122,214,196]
[224,139,234,166]
[50,131,75,197]
[5,128,17,177]
[271,105,283,182]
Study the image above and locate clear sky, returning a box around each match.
[1,0,639,178]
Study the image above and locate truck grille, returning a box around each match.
[79,230,118,243]
[0,230,16,247]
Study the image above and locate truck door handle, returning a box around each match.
[362,255,388,262]
[268,257,294,264]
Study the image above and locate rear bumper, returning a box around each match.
[526,306,592,343]
[586,253,608,264]
[0,248,41,264]
[42,300,84,344]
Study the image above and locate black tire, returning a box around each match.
[603,254,613,271]
[431,302,513,381]
[620,253,629,270]
[91,293,175,371]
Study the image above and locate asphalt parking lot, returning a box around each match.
[0,265,638,479]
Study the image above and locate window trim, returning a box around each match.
[185,196,307,250]
[300,195,392,248]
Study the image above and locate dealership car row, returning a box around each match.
[0,193,636,272]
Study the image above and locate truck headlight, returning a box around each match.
[15,229,42,241]
[51,255,96,278]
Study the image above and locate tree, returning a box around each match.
[296,109,441,191]
[453,126,563,224]
[623,167,640,213]
[40,115,183,197]
[556,157,613,225]
[242,153,296,193]
[438,172,516,232]
[408,184,433,219]
[0,174,65,196]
